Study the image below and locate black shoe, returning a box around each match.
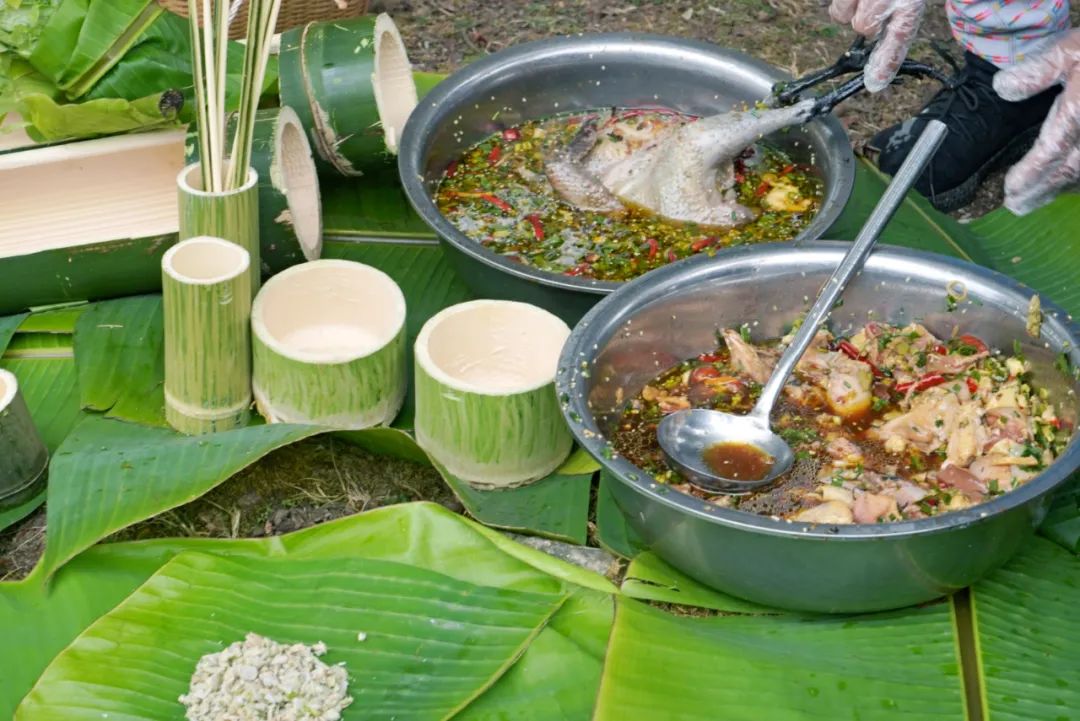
[864,51,1061,213]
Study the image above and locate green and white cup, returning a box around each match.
[414,299,573,489]
[251,259,407,428]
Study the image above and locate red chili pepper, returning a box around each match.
[478,193,512,213]
[501,128,521,142]
[644,238,658,259]
[690,366,723,383]
[666,249,678,263]
[565,263,590,277]
[956,334,988,354]
[896,373,947,394]
[487,144,502,164]
[924,497,939,506]
[966,377,979,394]
[836,340,884,378]
[754,181,770,197]
[445,160,458,178]
[836,340,862,361]
[690,237,717,253]
[734,172,746,184]
[697,352,724,362]
[780,163,796,175]
[525,214,544,241]
[933,344,948,355]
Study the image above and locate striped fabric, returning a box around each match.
[946,0,1071,66]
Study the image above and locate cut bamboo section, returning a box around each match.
[0,368,49,509]
[177,162,261,297]
[186,107,323,273]
[162,236,253,436]
[0,126,325,314]
[0,129,184,314]
[414,300,574,489]
[279,14,418,177]
[251,259,407,428]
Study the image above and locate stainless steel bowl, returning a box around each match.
[399,33,856,325]
[557,242,1080,613]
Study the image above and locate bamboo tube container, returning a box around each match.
[414,300,573,489]
[0,369,49,508]
[162,237,253,435]
[251,260,407,428]
[177,163,260,298]
[184,107,323,274]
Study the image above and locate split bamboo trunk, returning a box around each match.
[162,236,253,435]
[251,259,407,427]
[177,163,261,298]
[0,369,49,508]
[279,14,418,177]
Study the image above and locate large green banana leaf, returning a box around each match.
[970,538,1080,721]
[37,415,325,577]
[28,0,163,98]
[593,598,965,720]
[0,502,614,719]
[73,294,165,426]
[19,553,568,720]
[14,1,270,140]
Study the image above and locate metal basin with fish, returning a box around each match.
[556,242,1080,613]
[398,33,855,325]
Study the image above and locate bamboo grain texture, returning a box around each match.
[163,260,252,435]
[178,168,261,296]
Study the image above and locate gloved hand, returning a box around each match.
[829,0,926,92]
[993,30,1080,216]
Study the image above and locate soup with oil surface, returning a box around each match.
[435,108,823,282]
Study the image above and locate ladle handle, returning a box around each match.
[749,119,949,423]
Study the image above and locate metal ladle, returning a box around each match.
[657,119,949,494]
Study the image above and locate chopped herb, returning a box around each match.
[946,294,958,312]
[739,323,753,343]
[872,396,889,412]
[916,350,927,368]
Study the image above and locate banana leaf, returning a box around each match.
[0,0,62,56]
[0,502,614,719]
[0,488,45,531]
[18,4,271,140]
[0,311,28,353]
[13,304,85,333]
[620,551,773,614]
[556,446,601,475]
[594,471,647,559]
[29,0,163,98]
[593,598,965,720]
[435,457,593,545]
[970,537,1080,720]
[825,160,990,266]
[73,294,164,426]
[37,415,326,577]
[18,553,568,720]
[970,194,1080,319]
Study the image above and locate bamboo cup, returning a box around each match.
[162,237,253,435]
[177,163,260,298]
[0,368,49,508]
[414,300,573,489]
[251,259,407,428]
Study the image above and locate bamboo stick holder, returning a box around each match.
[251,260,407,428]
[0,369,49,508]
[177,163,260,298]
[162,237,253,435]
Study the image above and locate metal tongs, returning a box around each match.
[771,36,955,118]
